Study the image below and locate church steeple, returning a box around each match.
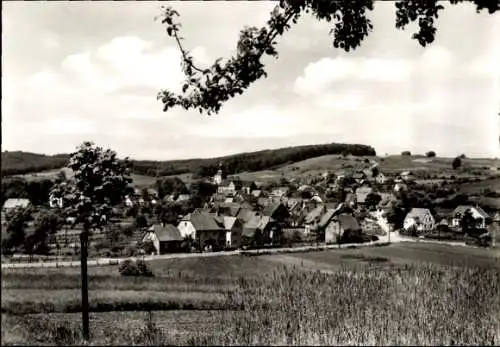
[214,162,223,185]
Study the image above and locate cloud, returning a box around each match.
[293,57,413,96]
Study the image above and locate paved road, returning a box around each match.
[2,240,392,269]
[1,233,473,270]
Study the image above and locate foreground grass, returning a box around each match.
[3,261,499,346]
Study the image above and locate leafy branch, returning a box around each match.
[157,0,499,116]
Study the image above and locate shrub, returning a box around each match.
[118,259,154,277]
[426,151,436,158]
[401,151,411,156]
[452,157,462,170]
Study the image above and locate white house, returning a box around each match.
[451,205,490,229]
[375,172,387,184]
[403,208,435,232]
[2,198,31,212]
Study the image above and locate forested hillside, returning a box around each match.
[1,143,376,178]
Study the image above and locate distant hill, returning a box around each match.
[1,143,376,178]
[1,151,70,177]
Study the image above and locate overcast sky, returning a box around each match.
[2,1,499,160]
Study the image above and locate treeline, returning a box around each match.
[1,152,69,176]
[132,143,377,177]
[2,143,376,179]
[1,177,56,207]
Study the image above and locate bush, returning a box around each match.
[401,151,411,156]
[119,259,154,277]
[426,151,436,158]
[452,157,462,170]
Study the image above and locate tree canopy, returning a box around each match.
[50,142,133,231]
[157,0,499,115]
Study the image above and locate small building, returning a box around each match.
[375,172,387,184]
[143,224,183,255]
[324,213,361,244]
[355,186,373,205]
[220,216,243,249]
[403,208,435,232]
[262,202,290,225]
[271,187,290,198]
[451,205,490,229]
[2,198,31,212]
[400,171,415,182]
[303,205,326,234]
[242,214,273,246]
[218,180,237,196]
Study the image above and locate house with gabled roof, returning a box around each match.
[219,216,243,248]
[177,212,226,250]
[451,205,490,229]
[242,214,273,246]
[144,223,183,255]
[324,213,361,244]
[355,186,373,205]
[303,205,326,234]
[217,180,237,196]
[403,208,435,232]
[262,202,290,226]
[2,198,31,212]
[271,186,290,198]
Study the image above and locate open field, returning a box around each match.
[13,168,157,188]
[2,242,499,345]
[229,155,500,183]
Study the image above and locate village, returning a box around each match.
[2,157,499,261]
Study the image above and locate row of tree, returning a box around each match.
[133,143,376,177]
[2,208,63,255]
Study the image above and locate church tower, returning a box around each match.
[214,162,223,185]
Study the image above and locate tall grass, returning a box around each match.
[5,263,499,346]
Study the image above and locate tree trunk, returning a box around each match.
[80,224,90,341]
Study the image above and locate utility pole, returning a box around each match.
[80,222,90,341]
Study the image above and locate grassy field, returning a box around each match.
[228,155,500,184]
[2,242,499,345]
[15,168,157,188]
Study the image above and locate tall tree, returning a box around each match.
[157,0,498,115]
[50,141,133,341]
[2,207,33,254]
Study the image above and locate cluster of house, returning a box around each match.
[2,162,499,255]
[141,165,499,255]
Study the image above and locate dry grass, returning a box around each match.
[3,263,499,346]
[2,244,500,345]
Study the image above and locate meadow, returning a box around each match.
[2,242,499,346]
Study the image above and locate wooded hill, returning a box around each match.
[2,143,376,178]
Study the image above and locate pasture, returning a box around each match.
[2,242,499,345]
[229,155,499,184]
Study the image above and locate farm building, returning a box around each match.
[2,198,31,212]
[324,213,361,244]
[177,212,226,250]
[450,205,490,229]
[242,214,273,246]
[355,186,373,205]
[403,208,435,232]
[144,224,183,255]
[220,216,243,248]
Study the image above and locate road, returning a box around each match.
[1,232,472,270]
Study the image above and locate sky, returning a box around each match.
[2,1,499,160]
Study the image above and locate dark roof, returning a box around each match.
[151,224,182,242]
[236,208,256,223]
[452,205,489,219]
[243,215,271,237]
[337,214,361,231]
[355,186,373,204]
[304,205,325,224]
[318,209,336,229]
[190,213,224,231]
